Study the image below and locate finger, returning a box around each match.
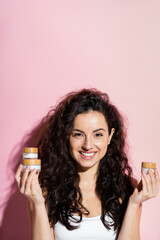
[155,169,159,181]
[34,174,43,195]
[141,173,148,196]
[30,173,38,195]
[32,172,41,188]
[25,169,37,195]
[155,169,160,194]
[15,164,23,187]
[143,171,152,196]
[20,166,30,193]
[35,172,40,182]
[148,169,155,184]
[148,169,157,196]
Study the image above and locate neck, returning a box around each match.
[78,164,99,188]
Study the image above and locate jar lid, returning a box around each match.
[23,159,41,165]
[142,162,156,169]
[24,147,38,153]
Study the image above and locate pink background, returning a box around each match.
[0,1,160,239]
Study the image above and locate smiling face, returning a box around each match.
[69,111,114,172]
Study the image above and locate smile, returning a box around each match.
[80,152,95,156]
[79,151,97,160]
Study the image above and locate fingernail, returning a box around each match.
[150,169,154,174]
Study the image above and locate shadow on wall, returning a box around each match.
[0,122,43,240]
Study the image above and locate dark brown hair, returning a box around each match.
[38,88,133,237]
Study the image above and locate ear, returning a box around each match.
[108,128,115,145]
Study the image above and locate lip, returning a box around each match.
[79,151,97,160]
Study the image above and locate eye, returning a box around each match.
[72,133,83,137]
[95,133,103,137]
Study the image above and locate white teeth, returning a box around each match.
[81,152,95,156]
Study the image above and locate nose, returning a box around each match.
[82,136,93,150]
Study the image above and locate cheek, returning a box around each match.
[69,145,75,159]
[95,141,109,157]
[98,142,109,158]
[69,138,80,153]
[95,139,108,149]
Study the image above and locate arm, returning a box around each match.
[118,169,159,240]
[29,201,54,240]
[15,165,54,240]
[118,194,142,240]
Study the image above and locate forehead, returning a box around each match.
[73,111,108,129]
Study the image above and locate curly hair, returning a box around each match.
[38,88,133,238]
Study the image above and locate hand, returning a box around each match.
[130,169,159,205]
[15,164,45,206]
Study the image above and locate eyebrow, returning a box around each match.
[72,128,106,133]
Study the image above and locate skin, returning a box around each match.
[69,110,115,172]
[69,111,115,217]
[15,110,159,240]
[118,168,160,240]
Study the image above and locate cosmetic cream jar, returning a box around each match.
[141,162,156,173]
[22,147,41,172]
[22,159,41,172]
[23,147,38,159]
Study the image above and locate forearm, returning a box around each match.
[118,199,142,240]
[30,203,54,240]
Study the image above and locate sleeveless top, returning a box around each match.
[54,214,116,240]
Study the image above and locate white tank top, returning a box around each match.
[54,215,116,240]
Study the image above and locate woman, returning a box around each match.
[15,88,159,240]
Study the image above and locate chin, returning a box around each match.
[77,161,99,171]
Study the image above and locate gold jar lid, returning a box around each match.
[142,162,156,169]
[23,159,41,165]
[24,147,38,153]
